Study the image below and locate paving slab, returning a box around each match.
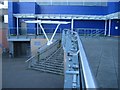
[81,37,119,88]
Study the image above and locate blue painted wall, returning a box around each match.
[107,2,120,36]
[8,2,120,36]
[110,20,120,36]
[8,2,18,34]
[35,3,41,14]
[107,2,120,14]
[8,2,37,34]
[19,18,37,34]
[74,20,105,29]
[39,5,107,15]
[18,2,36,14]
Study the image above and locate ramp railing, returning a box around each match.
[62,29,97,89]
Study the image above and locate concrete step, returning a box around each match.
[31,67,64,75]
[45,59,63,63]
[38,58,64,63]
[32,65,64,75]
[34,64,64,70]
[30,46,64,75]
[38,61,64,66]
[37,62,64,67]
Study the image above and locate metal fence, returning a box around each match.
[8,27,63,39]
[74,28,105,37]
[8,27,105,38]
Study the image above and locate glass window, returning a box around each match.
[37,2,107,6]
[52,2,67,5]
[37,2,51,5]
[68,2,83,5]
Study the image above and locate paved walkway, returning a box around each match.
[0,54,2,89]
[2,36,119,89]
[81,37,119,88]
[2,56,64,88]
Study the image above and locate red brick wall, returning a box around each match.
[0,30,2,54]
[2,29,8,48]
[0,29,8,54]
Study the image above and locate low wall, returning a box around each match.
[31,38,47,56]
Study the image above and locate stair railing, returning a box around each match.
[25,40,61,68]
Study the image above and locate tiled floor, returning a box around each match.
[81,37,119,88]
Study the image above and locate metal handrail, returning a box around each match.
[76,32,97,88]
[25,40,60,63]
[25,43,46,63]
[39,46,62,64]
[8,27,104,38]
[63,29,97,88]
[25,54,36,63]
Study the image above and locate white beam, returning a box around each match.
[108,20,111,36]
[25,20,40,23]
[104,20,107,36]
[24,20,70,45]
[49,24,60,45]
[25,20,70,24]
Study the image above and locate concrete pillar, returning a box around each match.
[71,19,74,32]
[104,20,107,36]
[9,41,14,58]
[108,20,111,36]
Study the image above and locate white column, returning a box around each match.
[50,0,52,5]
[71,19,74,32]
[37,18,39,35]
[67,0,68,5]
[9,41,14,58]
[17,17,19,36]
[104,20,107,36]
[108,20,111,36]
[39,23,49,42]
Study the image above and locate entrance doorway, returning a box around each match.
[14,41,30,57]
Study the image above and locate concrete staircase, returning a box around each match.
[31,47,64,75]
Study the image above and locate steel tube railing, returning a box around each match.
[63,29,97,89]
[76,32,97,88]
[25,40,60,68]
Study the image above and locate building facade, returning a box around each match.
[8,1,120,57]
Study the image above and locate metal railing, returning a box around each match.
[8,27,105,38]
[62,29,97,89]
[74,28,105,37]
[8,27,62,39]
[25,40,61,68]
[76,31,97,88]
